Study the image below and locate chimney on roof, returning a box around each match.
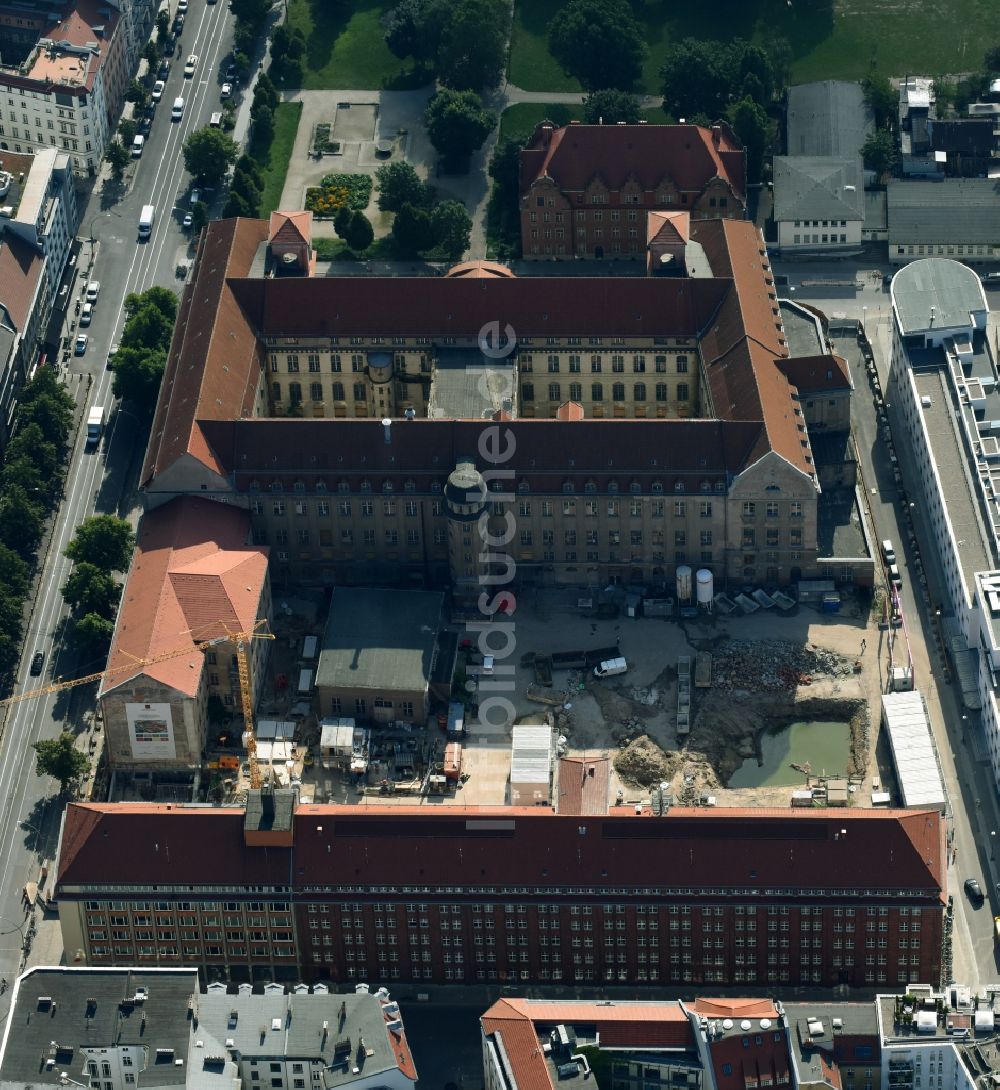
[711,125,722,146]
[382,418,392,444]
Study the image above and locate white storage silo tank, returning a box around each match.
[676,564,692,602]
[696,568,714,606]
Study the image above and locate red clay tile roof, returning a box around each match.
[269,210,312,246]
[693,999,779,1019]
[647,209,690,247]
[692,219,814,478]
[58,805,945,899]
[101,497,268,698]
[444,259,516,278]
[708,1029,792,1090]
[557,756,610,815]
[520,122,746,202]
[202,416,766,490]
[0,231,44,332]
[777,353,853,393]
[58,803,292,888]
[482,998,694,1090]
[482,1000,553,1090]
[143,217,268,488]
[228,272,728,340]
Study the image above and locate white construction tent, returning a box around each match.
[509,724,554,806]
[880,691,946,810]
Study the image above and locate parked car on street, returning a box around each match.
[74,332,88,354]
[85,281,100,302]
[965,878,985,904]
[220,82,232,99]
[151,79,165,101]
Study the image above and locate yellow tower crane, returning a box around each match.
[0,619,275,790]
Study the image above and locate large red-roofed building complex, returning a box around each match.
[56,796,944,991]
[518,122,746,261]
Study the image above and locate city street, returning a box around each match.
[776,251,1000,993]
[0,0,237,982]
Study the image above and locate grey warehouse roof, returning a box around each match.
[0,968,198,1090]
[787,81,873,158]
[888,178,1000,246]
[316,587,444,694]
[773,156,864,222]
[891,257,986,335]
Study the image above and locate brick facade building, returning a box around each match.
[56,798,944,991]
[518,122,746,260]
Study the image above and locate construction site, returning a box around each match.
[4,565,923,820]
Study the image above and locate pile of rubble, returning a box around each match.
[712,640,852,692]
[613,734,673,787]
[611,717,647,746]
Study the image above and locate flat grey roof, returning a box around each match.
[888,178,1000,245]
[816,485,868,559]
[317,587,443,694]
[773,156,864,222]
[891,257,986,335]
[0,968,198,1089]
[194,990,412,1089]
[781,301,826,358]
[913,366,992,594]
[783,1001,880,1041]
[787,81,873,158]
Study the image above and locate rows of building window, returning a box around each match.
[522,382,690,403]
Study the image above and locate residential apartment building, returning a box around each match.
[885,258,1000,790]
[55,797,945,990]
[3,146,77,297]
[518,121,746,260]
[0,967,417,1090]
[0,0,136,175]
[480,987,994,1090]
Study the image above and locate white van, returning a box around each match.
[881,538,896,565]
[171,96,184,121]
[209,111,223,128]
[593,656,628,678]
[131,134,144,157]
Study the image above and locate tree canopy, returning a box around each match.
[384,0,507,89]
[392,202,436,254]
[65,515,135,572]
[336,210,375,252]
[582,89,641,125]
[62,561,121,616]
[661,37,779,121]
[424,89,497,169]
[183,126,238,184]
[861,129,899,177]
[104,140,130,179]
[375,160,428,212]
[33,732,90,795]
[549,0,645,91]
[430,200,472,258]
[727,96,769,185]
[862,71,897,131]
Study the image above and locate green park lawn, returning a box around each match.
[285,0,428,89]
[509,0,1000,93]
[251,102,302,216]
[498,103,668,145]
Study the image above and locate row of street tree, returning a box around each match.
[0,370,75,680]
